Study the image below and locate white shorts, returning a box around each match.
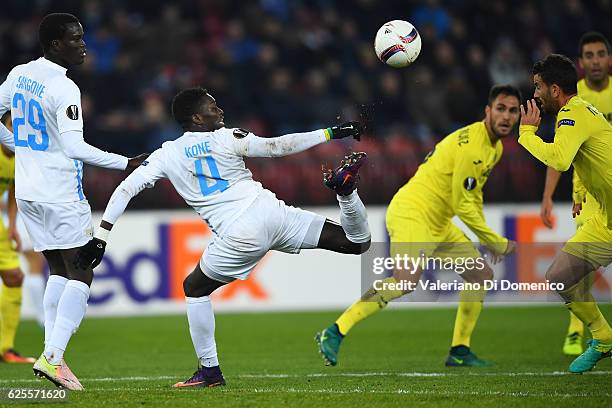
[1,202,34,252]
[200,190,326,282]
[16,199,94,252]
[16,215,33,252]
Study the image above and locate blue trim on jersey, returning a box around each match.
[74,160,84,200]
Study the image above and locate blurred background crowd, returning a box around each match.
[0,0,610,209]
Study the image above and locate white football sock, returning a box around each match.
[43,275,68,346]
[337,190,371,243]
[26,274,46,327]
[186,296,219,367]
[45,280,90,364]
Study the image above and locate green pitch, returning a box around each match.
[2,305,611,407]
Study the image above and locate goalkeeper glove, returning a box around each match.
[74,237,107,270]
[325,121,363,141]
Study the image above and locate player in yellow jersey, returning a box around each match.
[0,112,35,364]
[519,54,612,373]
[316,85,519,367]
[539,32,612,356]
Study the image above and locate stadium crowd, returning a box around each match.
[0,0,610,208]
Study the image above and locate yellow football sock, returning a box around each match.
[336,277,404,335]
[567,301,612,343]
[0,285,22,354]
[566,273,594,336]
[451,287,485,348]
[567,310,585,335]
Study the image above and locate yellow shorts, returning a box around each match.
[563,210,612,268]
[574,192,600,229]
[0,224,20,271]
[386,206,480,267]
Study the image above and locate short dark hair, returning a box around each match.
[39,13,80,53]
[532,54,578,95]
[171,87,209,127]
[487,85,522,106]
[578,31,611,57]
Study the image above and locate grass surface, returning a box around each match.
[2,305,611,407]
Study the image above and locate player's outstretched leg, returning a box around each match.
[315,152,376,366]
[174,265,226,388]
[319,151,371,253]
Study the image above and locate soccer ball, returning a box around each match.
[374,20,421,68]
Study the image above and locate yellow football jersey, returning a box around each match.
[0,147,15,197]
[389,121,506,246]
[577,76,612,124]
[519,96,612,228]
[572,77,611,226]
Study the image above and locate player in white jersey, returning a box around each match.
[0,13,147,390]
[74,87,372,388]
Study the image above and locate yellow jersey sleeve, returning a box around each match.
[518,109,589,172]
[572,169,587,205]
[451,144,507,247]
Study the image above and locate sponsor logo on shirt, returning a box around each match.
[557,119,575,127]
[66,105,79,120]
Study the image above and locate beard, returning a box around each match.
[538,92,560,114]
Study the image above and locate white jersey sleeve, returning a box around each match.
[231,129,327,157]
[0,66,21,150]
[58,130,128,169]
[102,149,167,225]
[0,123,14,151]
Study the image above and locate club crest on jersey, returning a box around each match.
[140,160,149,167]
[557,119,575,127]
[66,105,79,120]
[463,177,477,191]
[233,128,249,139]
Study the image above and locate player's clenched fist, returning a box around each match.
[520,99,541,127]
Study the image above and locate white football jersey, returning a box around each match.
[0,57,86,203]
[127,128,266,235]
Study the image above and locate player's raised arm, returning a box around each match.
[236,122,363,158]
[73,150,167,270]
[451,149,508,254]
